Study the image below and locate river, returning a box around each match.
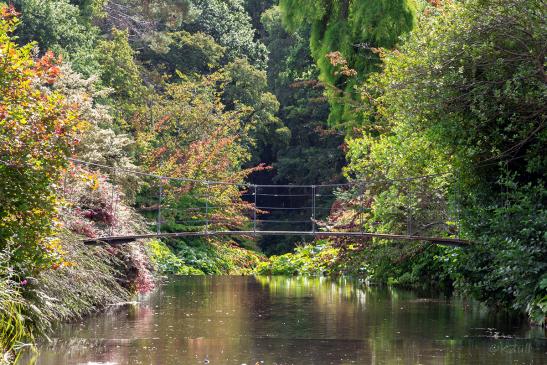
[22,276,546,364]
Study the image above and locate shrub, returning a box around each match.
[0,5,85,275]
[148,239,263,276]
[256,242,340,276]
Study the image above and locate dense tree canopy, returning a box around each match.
[344,0,546,321]
[11,0,101,76]
[279,0,416,129]
[184,0,268,69]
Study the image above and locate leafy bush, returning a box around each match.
[256,242,339,276]
[0,5,85,278]
[341,0,546,323]
[148,239,264,276]
[146,240,204,275]
[452,181,547,324]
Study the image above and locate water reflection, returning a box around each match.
[20,276,546,365]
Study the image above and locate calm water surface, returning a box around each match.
[23,276,547,365]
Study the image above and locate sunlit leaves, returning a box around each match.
[0,7,85,273]
[279,0,416,128]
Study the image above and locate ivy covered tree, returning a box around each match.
[278,0,416,129]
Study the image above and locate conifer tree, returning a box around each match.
[279,0,416,129]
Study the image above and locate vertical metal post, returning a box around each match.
[312,185,316,233]
[360,183,365,233]
[157,180,162,235]
[253,184,257,234]
[407,179,413,236]
[205,181,210,233]
[457,171,461,240]
[63,168,68,198]
[110,168,116,236]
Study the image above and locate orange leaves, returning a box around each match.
[154,114,170,132]
[0,4,19,22]
[34,51,63,85]
[1,5,87,273]
[326,51,358,77]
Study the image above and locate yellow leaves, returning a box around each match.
[81,171,101,191]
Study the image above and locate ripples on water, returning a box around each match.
[20,276,547,365]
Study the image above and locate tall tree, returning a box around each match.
[255,6,346,254]
[184,0,268,69]
[279,0,416,129]
[11,0,101,76]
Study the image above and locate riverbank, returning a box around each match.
[0,233,264,364]
[0,232,149,364]
[256,240,547,326]
[18,276,547,365]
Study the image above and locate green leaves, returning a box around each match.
[279,0,416,129]
[97,29,144,100]
[185,0,268,69]
[344,0,546,322]
[1,7,85,274]
[12,0,101,76]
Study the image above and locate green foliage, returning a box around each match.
[97,29,145,100]
[452,180,546,324]
[262,8,343,184]
[257,240,456,291]
[343,0,546,322]
[148,239,263,276]
[146,240,204,275]
[278,0,416,128]
[151,31,226,74]
[256,243,340,276]
[223,58,287,159]
[70,0,108,18]
[184,0,268,69]
[256,6,345,254]
[12,0,101,76]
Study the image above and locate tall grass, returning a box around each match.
[0,251,32,365]
[1,232,139,364]
[29,232,131,323]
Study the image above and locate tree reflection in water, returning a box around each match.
[19,276,546,365]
